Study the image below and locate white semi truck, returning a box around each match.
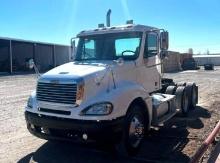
[25,21,198,156]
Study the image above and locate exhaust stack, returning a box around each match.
[106,9,111,27]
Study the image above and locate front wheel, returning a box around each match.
[116,104,148,156]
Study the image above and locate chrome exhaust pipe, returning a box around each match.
[106,9,111,27]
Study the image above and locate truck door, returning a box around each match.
[141,32,161,92]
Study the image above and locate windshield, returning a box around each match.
[75,32,142,61]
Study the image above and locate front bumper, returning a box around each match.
[25,111,124,143]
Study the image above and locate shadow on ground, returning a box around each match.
[18,106,211,163]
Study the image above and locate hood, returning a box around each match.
[40,61,109,81]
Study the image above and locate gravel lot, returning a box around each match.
[0,68,219,163]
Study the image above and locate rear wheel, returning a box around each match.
[116,104,147,156]
[165,85,176,95]
[185,82,198,110]
[176,82,186,87]
[175,86,189,116]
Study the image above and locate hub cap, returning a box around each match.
[128,115,144,148]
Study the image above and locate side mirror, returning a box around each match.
[71,39,75,48]
[71,38,76,60]
[27,59,35,69]
[160,31,169,50]
[160,50,168,60]
[27,59,41,77]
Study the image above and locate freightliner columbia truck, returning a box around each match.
[25,17,198,156]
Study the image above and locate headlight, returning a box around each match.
[27,96,33,108]
[81,102,113,115]
[76,83,84,105]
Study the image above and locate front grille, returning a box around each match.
[37,82,77,105]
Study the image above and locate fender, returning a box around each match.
[82,81,153,122]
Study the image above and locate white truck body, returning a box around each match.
[25,24,198,156]
[26,25,162,120]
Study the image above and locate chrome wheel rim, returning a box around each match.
[128,115,144,148]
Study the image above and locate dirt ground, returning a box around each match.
[0,68,219,163]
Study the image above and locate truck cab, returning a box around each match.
[25,23,198,156]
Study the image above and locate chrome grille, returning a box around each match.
[37,82,77,105]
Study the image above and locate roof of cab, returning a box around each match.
[77,24,159,37]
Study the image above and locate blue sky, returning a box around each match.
[0,0,219,54]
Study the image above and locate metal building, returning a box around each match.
[193,55,220,66]
[0,37,71,73]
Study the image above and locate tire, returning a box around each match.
[176,82,186,87]
[175,86,189,116]
[185,82,198,110]
[115,104,147,156]
[165,85,176,95]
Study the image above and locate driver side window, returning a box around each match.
[144,34,158,58]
